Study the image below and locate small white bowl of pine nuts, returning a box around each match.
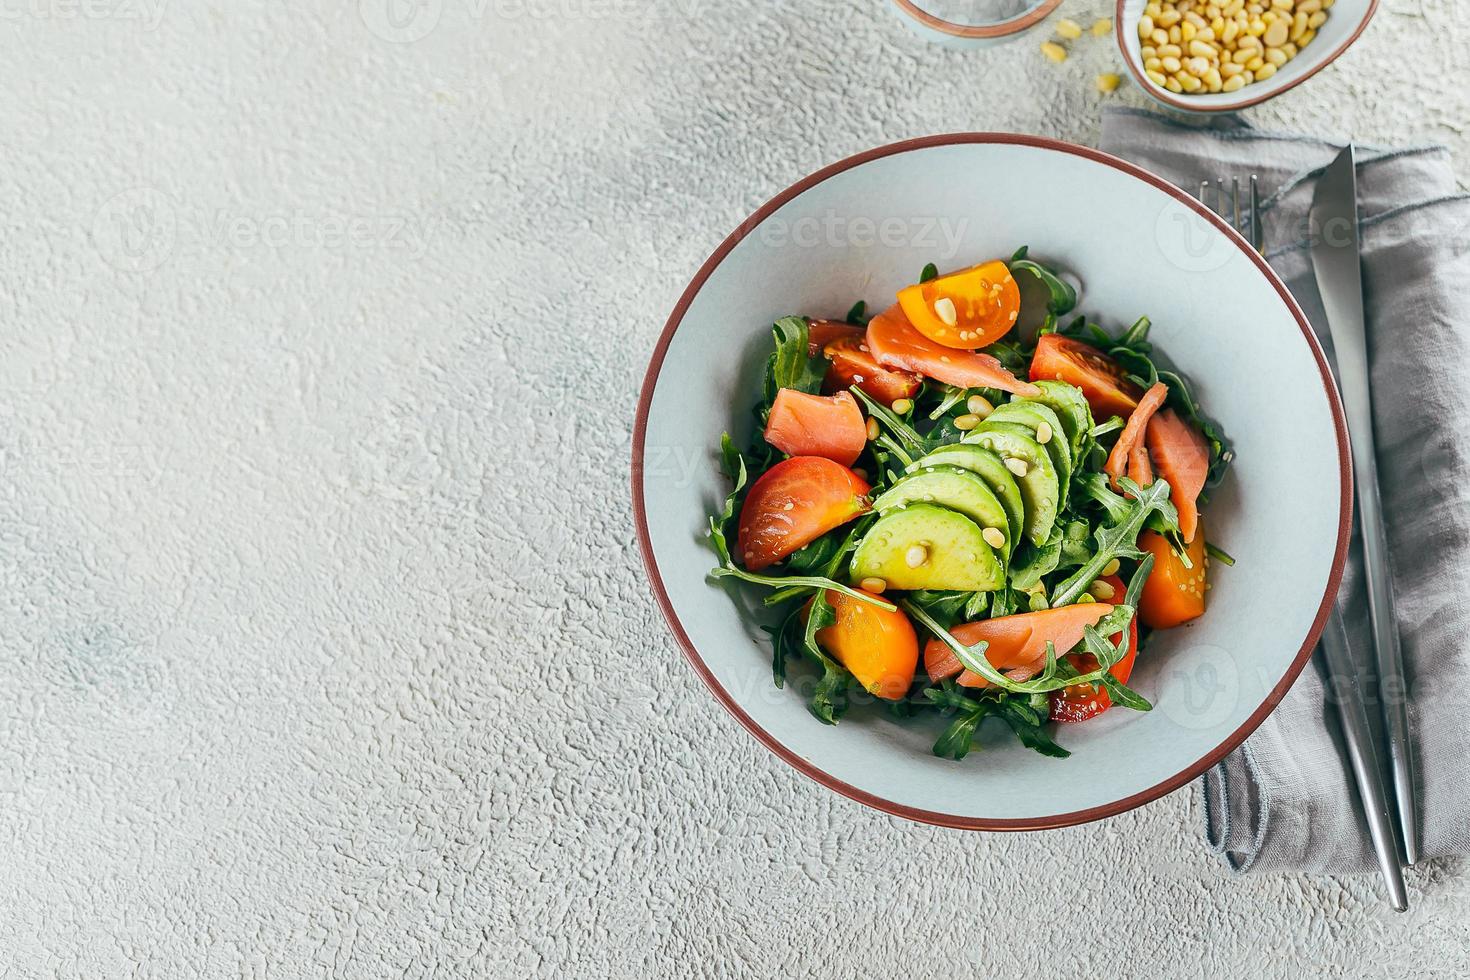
[1115,0,1377,111]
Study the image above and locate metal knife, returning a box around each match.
[1310,144,1419,869]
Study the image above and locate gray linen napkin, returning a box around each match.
[1101,108,1470,873]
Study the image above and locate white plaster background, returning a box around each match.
[1,1,1467,976]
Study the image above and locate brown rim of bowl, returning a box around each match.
[632,133,1352,832]
[892,0,1062,38]
[1114,0,1379,113]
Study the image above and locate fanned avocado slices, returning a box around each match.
[871,465,1013,562]
[960,425,1059,547]
[909,444,1024,546]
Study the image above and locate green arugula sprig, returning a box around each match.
[1009,246,1078,315]
[924,681,1071,760]
[1050,478,1174,607]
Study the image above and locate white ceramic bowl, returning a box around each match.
[634,135,1350,830]
[891,0,1060,49]
[1116,0,1378,113]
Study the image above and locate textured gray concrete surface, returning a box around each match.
[2,1,1467,977]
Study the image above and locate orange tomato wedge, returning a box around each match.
[820,335,923,406]
[736,457,870,572]
[809,589,919,700]
[1138,528,1207,629]
[1029,333,1143,421]
[896,259,1021,350]
[806,318,863,356]
[1146,408,1211,544]
[764,389,867,467]
[1104,382,1168,490]
[866,303,1040,397]
[924,602,1116,688]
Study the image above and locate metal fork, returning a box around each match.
[1196,176,1410,912]
[1198,175,1263,252]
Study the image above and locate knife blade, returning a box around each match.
[1310,144,1419,869]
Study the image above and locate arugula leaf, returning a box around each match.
[907,590,973,630]
[1010,529,1063,590]
[923,682,992,760]
[927,384,971,421]
[1205,541,1236,566]
[800,590,852,724]
[964,590,990,620]
[850,387,927,456]
[1009,254,1077,315]
[1057,520,1093,569]
[1051,478,1174,608]
[1117,315,1152,348]
[919,262,939,283]
[762,316,826,410]
[994,697,1070,758]
[763,604,801,688]
[1073,471,1184,546]
[844,300,868,326]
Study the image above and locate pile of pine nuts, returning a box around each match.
[1137,0,1332,96]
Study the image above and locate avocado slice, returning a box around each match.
[909,444,1024,545]
[1026,380,1094,460]
[960,426,1059,547]
[850,504,1004,592]
[871,466,1013,561]
[983,402,1073,498]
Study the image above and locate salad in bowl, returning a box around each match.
[708,250,1232,761]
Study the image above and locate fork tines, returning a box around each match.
[1197,174,1262,252]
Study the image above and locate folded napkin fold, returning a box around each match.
[1101,109,1470,874]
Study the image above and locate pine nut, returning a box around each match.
[891,398,913,415]
[1005,457,1029,478]
[1255,62,1277,79]
[1263,18,1288,45]
[966,395,994,418]
[1092,18,1113,36]
[934,296,958,326]
[1057,17,1083,39]
[1162,55,1183,72]
[866,417,880,441]
[1035,421,1054,444]
[1040,41,1067,63]
[905,545,928,569]
[1091,579,1116,600]
[1102,558,1122,577]
[1264,45,1287,64]
[1222,73,1246,91]
[953,413,981,431]
[982,527,1006,549]
[1158,43,1183,57]
[860,577,888,594]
